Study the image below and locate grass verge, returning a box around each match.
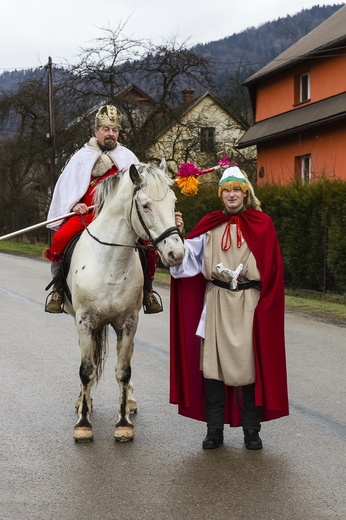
[0,240,45,257]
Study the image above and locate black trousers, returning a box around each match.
[204,378,262,430]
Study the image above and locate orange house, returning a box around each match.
[237,5,346,184]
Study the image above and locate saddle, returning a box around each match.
[45,234,148,306]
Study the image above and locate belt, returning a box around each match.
[211,278,262,292]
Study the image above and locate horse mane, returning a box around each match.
[93,172,120,216]
[136,163,174,198]
[93,163,174,216]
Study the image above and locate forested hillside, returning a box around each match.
[194,4,343,76]
[0,4,343,94]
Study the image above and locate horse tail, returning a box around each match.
[92,326,109,382]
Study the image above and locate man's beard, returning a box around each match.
[103,138,116,150]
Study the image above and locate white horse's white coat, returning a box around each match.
[64,163,185,442]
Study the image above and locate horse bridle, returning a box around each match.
[82,184,182,251]
[132,184,182,248]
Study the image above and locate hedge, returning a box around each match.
[175,179,346,294]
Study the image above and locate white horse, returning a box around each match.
[63,163,185,443]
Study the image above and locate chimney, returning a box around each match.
[182,88,195,103]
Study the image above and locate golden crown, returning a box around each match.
[95,105,122,127]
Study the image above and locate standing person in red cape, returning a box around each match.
[43,104,162,315]
[170,166,289,450]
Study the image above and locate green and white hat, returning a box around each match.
[218,166,249,194]
[218,166,261,211]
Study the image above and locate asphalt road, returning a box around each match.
[0,252,345,520]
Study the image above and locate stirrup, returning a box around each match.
[44,289,64,314]
[143,290,163,314]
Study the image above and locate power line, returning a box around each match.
[0,60,67,73]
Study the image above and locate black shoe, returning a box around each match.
[243,428,263,450]
[202,427,224,450]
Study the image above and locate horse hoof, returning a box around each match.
[114,426,134,442]
[73,427,94,443]
[128,400,137,414]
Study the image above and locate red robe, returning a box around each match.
[169,208,289,426]
[44,166,119,262]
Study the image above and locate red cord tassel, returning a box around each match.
[221,216,242,251]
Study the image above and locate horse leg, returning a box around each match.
[128,379,137,414]
[73,326,96,443]
[75,390,93,411]
[114,330,135,442]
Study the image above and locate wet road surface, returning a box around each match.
[0,252,345,520]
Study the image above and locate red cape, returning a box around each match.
[169,208,289,426]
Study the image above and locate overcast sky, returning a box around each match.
[0,1,343,71]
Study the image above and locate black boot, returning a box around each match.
[243,428,263,450]
[202,427,224,450]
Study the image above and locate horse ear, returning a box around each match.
[129,164,141,187]
[159,158,168,173]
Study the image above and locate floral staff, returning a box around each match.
[175,157,232,196]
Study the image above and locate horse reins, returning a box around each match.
[80,184,182,251]
[81,216,149,250]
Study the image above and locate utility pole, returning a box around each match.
[46,56,56,247]
[46,56,56,193]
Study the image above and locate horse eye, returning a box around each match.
[142,203,150,211]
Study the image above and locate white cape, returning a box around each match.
[47,141,138,229]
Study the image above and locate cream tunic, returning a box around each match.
[171,222,261,386]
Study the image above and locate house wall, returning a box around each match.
[256,121,346,183]
[147,96,253,172]
[255,54,346,122]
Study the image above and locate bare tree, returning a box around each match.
[215,59,255,129]
[65,22,147,105]
[0,70,84,236]
[0,75,54,236]
[0,25,214,233]
[139,39,213,106]
[63,25,213,158]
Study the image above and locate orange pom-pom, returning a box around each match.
[176,176,200,196]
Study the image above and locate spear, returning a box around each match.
[0,206,94,242]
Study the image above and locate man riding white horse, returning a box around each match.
[43,104,163,314]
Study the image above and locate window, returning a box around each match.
[259,166,265,179]
[294,72,310,104]
[200,127,215,153]
[295,154,311,183]
[300,73,310,102]
[131,109,140,127]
